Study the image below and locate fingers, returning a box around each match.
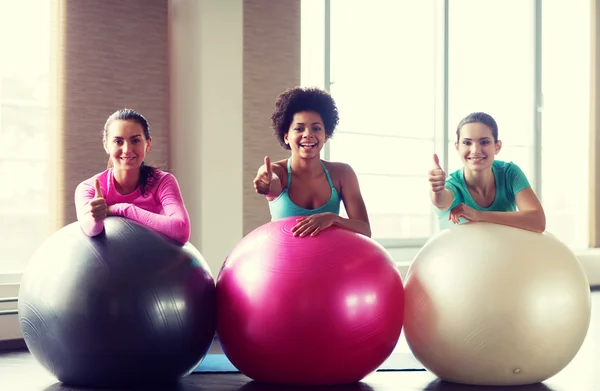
[429,171,446,192]
[91,210,106,222]
[429,154,446,193]
[430,182,446,193]
[433,153,442,169]
[449,211,459,224]
[264,156,272,178]
[90,205,107,222]
[90,195,107,223]
[94,178,103,198]
[254,158,273,195]
[291,219,315,237]
[449,204,470,224]
[253,173,271,195]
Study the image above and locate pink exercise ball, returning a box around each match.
[216,216,404,386]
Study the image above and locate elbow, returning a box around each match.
[364,224,372,238]
[531,211,546,233]
[173,221,191,245]
[537,214,546,233]
[79,218,104,237]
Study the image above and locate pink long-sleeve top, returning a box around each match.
[74,168,191,245]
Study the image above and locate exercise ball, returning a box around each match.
[216,216,405,386]
[18,217,217,388]
[404,222,591,386]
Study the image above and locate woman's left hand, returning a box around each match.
[291,212,336,237]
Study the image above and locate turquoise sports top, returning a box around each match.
[268,159,341,220]
[436,160,531,231]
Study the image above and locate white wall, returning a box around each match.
[169,0,243,276]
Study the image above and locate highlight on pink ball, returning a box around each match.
[216,216,405,386]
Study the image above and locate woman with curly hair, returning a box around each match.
[253,86,371,238]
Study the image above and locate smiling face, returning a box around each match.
[284,111,328,159]
[455,122,502,172]
[103,119,151,173]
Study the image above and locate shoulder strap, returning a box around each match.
[321,161,335,188]
[286,159,292,187]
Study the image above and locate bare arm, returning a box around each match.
[429,153,455,210]
[430,188,455,211]
[470,188,546,233]
[336,164,372,237]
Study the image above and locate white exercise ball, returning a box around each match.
[404,222,591,386]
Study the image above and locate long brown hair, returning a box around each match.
[103,108,158,196]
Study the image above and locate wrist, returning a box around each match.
[474,210,484,222]
[330,213,341,226]
[109,203,128,215]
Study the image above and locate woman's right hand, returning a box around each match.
[429,153,446,193]
[253,156,273,195]
[89,178,108,222]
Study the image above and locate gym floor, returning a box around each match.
[1,292,598,391]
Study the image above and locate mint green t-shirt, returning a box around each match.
[436,160,531,231]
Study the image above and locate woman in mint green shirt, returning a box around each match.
[429,112,546,233]
[252,86,371,238]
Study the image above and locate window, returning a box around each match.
[302,0,437,244]
[0,1,52,277]
[541,1,590,250]
[447,0,536,181]
[301,0,590,249]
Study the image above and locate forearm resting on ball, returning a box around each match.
[333,215,371,237]
[477,210,546,233]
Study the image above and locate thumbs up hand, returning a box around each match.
[253,156,274,195]
[89,178,108,222]
[429,154,447,193]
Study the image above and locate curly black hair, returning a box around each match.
[270,86,340,150]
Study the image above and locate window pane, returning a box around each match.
[541,0,589,249]
[326,0,436,241]
[357,174,431,215]
[0,1,51,274]
[306,1,591,250]
[448,0,535,148]
[0,105,49,159]
[300,0,325,89]
[370,212,432,240]
[329,0,436,138]
[330,133,433,177]
[349,174,431,239]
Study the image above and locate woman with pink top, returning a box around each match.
[74,108,191,245]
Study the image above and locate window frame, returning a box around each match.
[315,0,543,249]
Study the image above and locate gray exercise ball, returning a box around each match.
[18,217,216,388]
